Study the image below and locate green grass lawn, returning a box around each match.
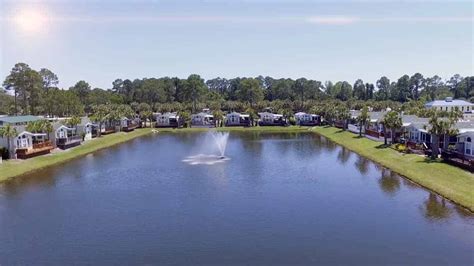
[0,128,153,182]
[311,126,474,212]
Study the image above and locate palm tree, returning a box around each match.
[336,105,350,130]
[383,111,402,144]
[245,107,258,127]
[425,110,461,159]
[356,106,370,137]
[0,124,18,159]
[64,116,81,129]
[90,104,110,137]
[212,110,224,127]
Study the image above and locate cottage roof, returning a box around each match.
[454,121,474,133]
[401,115,429,126]
[56,125,75,131]
[18,131,47,137]
[0,115,41,124]
[425,98,473,107]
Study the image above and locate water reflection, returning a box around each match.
[354,155,371,175]
[421,193,452,221]
[378,169,401,196]
[337,147,351,165]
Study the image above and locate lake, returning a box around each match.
[0,132,472,265]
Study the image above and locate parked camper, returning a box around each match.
[156,112,183,128]
[225,112,251,127]
[294,112,321,126]
[191,109,215,128]
[55,125,82,150]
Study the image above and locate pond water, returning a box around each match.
[0,132,472,265]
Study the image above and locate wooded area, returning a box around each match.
[1,62,473,117]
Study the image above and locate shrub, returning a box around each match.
[0,147,9,160]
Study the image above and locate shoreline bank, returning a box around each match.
[311,126,474,212]
[0,128,153,182]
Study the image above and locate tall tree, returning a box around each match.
[182,74,207,112]
[409,73,424,100]
[39,68,59,90]
[70,80,91,107]
[395,75,411,102]
[236,78,264,106]
[376,76,390,101]
[3,63,43,115]
[353,79,366,100]
[447,74,464,99]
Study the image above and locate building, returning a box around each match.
[225,112,251,127]
[294,112,321,126]
[120,117,138,132]
[55,125,82,150]
[15,131,54,159]
[156,112,183,128]
[258,111,287,126]
[425,97,474,113]
[191,109,215,128]
[0,115,41,127]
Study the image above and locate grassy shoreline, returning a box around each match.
[311,126,474,212]
[0,128,153,182]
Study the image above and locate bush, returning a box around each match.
[394,143,408,153]
[0,147,9,160]
[288,117,296,125]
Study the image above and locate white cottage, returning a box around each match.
[294,112,321,126]
[456,132,474,158]
[121,117,137,132]
[15,131,53,159]
[258,112,286,126]
[156,112,182,128]
[55,125,82,150]
[191,110,215,128]
[225,112,251,127]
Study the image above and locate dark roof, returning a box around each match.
[0,115,41,124]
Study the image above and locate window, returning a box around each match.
[466,137,472,155]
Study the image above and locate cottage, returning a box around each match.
[406,122,432,149]
[191,110,215,128]
[156,112,183,128]
[0,115,41,127]
[425,97,474,113]
[455,132,474,158]
[121,117,138,132]
[55,125,82,150]
[258,112,286,126]
[15,131,54,159]
[225,112,251,127]
[101,120,117,135]
[294,112,320,126]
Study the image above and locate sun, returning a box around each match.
[12,7,50,34]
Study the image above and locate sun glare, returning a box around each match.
[12,7,50,34]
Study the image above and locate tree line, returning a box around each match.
[1,62,473,117]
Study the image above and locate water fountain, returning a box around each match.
[182,131,230,165]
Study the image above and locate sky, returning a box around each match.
[0,0,472,89]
